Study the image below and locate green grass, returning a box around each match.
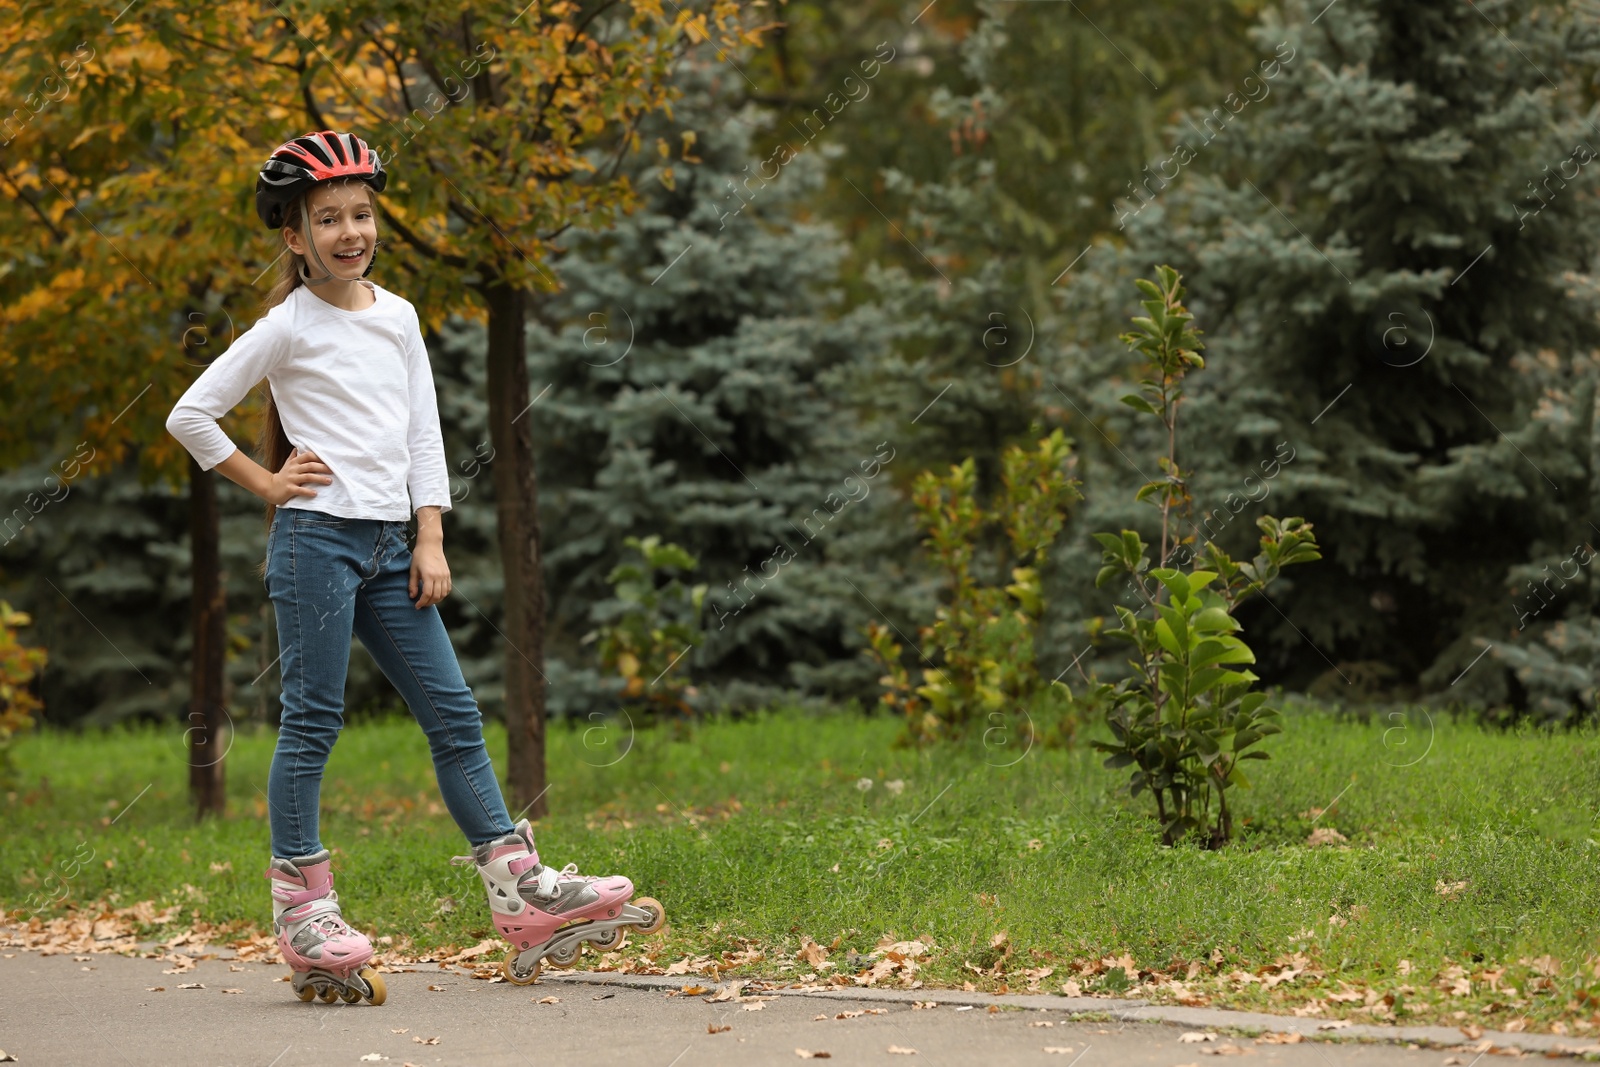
[4,701,1599,1033]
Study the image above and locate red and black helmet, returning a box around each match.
[255,130,387,230]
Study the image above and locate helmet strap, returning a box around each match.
[300,219,339,287]
[297,260,336,287]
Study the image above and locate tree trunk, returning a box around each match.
[484,279,548,817]
[187,456,227,817]
[1590,377,1600,709]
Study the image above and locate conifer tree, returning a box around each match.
[1056,0,1600,707]
[437,64,896,714]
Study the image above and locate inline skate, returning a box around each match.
[453,819,664,984]
[266,849,386,1005]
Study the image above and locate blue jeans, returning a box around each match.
[264,508,514,858]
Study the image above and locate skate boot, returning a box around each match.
[266,849,386,1005]
[452,818,664,985]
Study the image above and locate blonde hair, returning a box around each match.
[252,179,377,579]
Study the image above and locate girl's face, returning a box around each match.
[284,181,378,279]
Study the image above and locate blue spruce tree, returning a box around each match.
[432,64,898,717]
[1057,0,1600,714]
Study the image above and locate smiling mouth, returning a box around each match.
[334,248,365,263]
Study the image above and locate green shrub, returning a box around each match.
[867,429,1082,744]
[1087,267,1320,847]
[586,536,707,724]
[0,600,47,782]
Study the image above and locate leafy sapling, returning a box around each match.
[1088,267,1321,847]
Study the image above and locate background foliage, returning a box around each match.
[4,0,1600,731]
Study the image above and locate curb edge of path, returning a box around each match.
[541,970,1600,1059]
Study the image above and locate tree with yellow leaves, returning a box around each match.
[0,1,769,815]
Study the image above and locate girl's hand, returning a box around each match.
[410,539,451,609]
[270,446,333,505]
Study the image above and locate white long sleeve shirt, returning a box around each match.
[164,280,452,521]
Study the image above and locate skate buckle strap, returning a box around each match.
[282,895,350,931]
[272,882,338,908]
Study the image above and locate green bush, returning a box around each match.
[867,429,1082,744]
[1087,267,1320,847]
[586,536,707,724]
[0,600,47,783]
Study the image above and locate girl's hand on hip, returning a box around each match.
[270,446,333,506]
[409,540,452,608]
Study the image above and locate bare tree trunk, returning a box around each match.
[187,456,227,817]
[484,279,548,817]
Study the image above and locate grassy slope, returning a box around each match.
[3,703,1598,1032]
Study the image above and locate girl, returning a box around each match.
[165,130,660,1005]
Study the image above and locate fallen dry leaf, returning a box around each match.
[177,982,204,990]
[536,996,560,1005]
[1255,1032,1303,1044]
[1179,1032,1218,1043]
[912,1001,937,1010]
[1060,979,1083,997]
[682,985,709,995]
[146,986,164,992]
[1200,1046,1256,1057]
[1043,1050,1076,1056]
[1263,968,1303,990]
[799,940,828,968]
[876,939,931,959]
[358,1057,386,1063]
[426,984,446,991]
[1316,1021,1351,1031]
[0,1051,13,1063]
[795,1050,831,1060]
[886,1046,917,1055]
[1306,827,1347,848]
[708,1024,732,1034]
[1029,1020,1056,1028]
[411,1037,439,1045]
[221,988,243,995]
[742,1002,766,1012]
[1436,879,1468,899]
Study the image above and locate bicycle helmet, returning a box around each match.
[254,130,387,230]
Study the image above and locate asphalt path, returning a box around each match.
[0,950,1497,1067]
